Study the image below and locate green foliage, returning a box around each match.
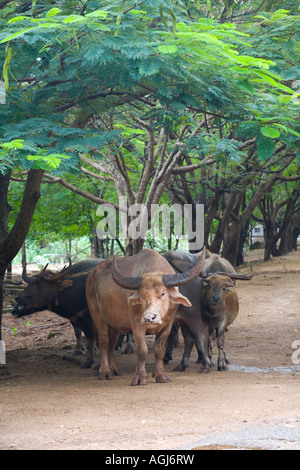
[0,1,298,258]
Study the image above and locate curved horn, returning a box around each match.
[222,268,254,280]
[203,266,254,281]
[111,256,142,290]
[46,265,73,283]
[22,264,35,284]
[163,246,206,287]
[41,263,49,273]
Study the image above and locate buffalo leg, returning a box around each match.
[97,322,112,379]
[72,325,85,356]
[115,333,125,350]
[206,333,215,367]
[81,335,95,369]
[93,319,119,379]
[122,332,134,355]
[173,323,194,372]
[72,317,95,369]
[164,323,179,364]
[173,321,210,373]
[216,327,228,371]
[195,336,211,373]
[131,326,148,386]
[153,324,173,383]
[107,326,120,376]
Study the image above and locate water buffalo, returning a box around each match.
[201,254,253,370]
[12,259,101,368]
[163,251,253,372]
[86,248,206,385]
[163,250,211,372]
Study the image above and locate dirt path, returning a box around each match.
[1,250,300,450]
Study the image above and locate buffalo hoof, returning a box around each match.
[122,343,134,355]
[198,365,210,374]
[154,373,173,383]
[80,360,93,369]
[131,374,147,386]
[99,366,119,380]
[172,364,186,372]
[217,365,228,371]
[72,350,84,357]
[99,372,113,380]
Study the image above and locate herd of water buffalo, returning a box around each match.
[12,247,253,386]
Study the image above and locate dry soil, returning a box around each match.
[0,249,300,450]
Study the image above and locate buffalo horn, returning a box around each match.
[22,264,35,284]
[47,264,73,283]
[162,246,206,287]
[203,266,254,281]
[111,256,142,290]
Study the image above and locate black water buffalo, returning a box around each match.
[163,251,253,372]
[12,259,101,368]
[163,250,211,373]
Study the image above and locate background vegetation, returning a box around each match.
[0,0,299,336]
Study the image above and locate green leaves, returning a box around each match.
[46,8,61,19]
[26,152,71,170]
[0,139,24,150]
[158,44,178,54]
[260,127,280,139]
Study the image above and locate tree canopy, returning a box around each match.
[0,0,299,335]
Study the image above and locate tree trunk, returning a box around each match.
[292,224,300,251]
[22,243,27,270]
[222,219,242,267]
[0,169,44,337]
[0,264,6,341]
[125,237,145,256]
[263,220,280,261]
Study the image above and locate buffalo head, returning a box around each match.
[111,248,206,325]
[202,274,235,311]
[12,264,72,317]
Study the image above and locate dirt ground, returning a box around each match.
[0,249,300,450]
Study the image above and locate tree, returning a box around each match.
[0,1,299,338]
[256,180,300,260]
[168,5,300,265]
[2,2,297,253]
[0,166,44,339]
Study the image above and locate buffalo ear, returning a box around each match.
[128,291,142,306]
[57,279,74,291]
[169,287,191,307]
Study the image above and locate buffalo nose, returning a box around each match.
[142,311,162,325]
[211,294,220,303]
[15,295,19,302]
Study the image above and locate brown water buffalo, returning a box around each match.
[12,259,101,368]
[201,255,253,370]
[163,251,253,372]
[86,248,206,385]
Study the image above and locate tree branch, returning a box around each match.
[44,174,120,210]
